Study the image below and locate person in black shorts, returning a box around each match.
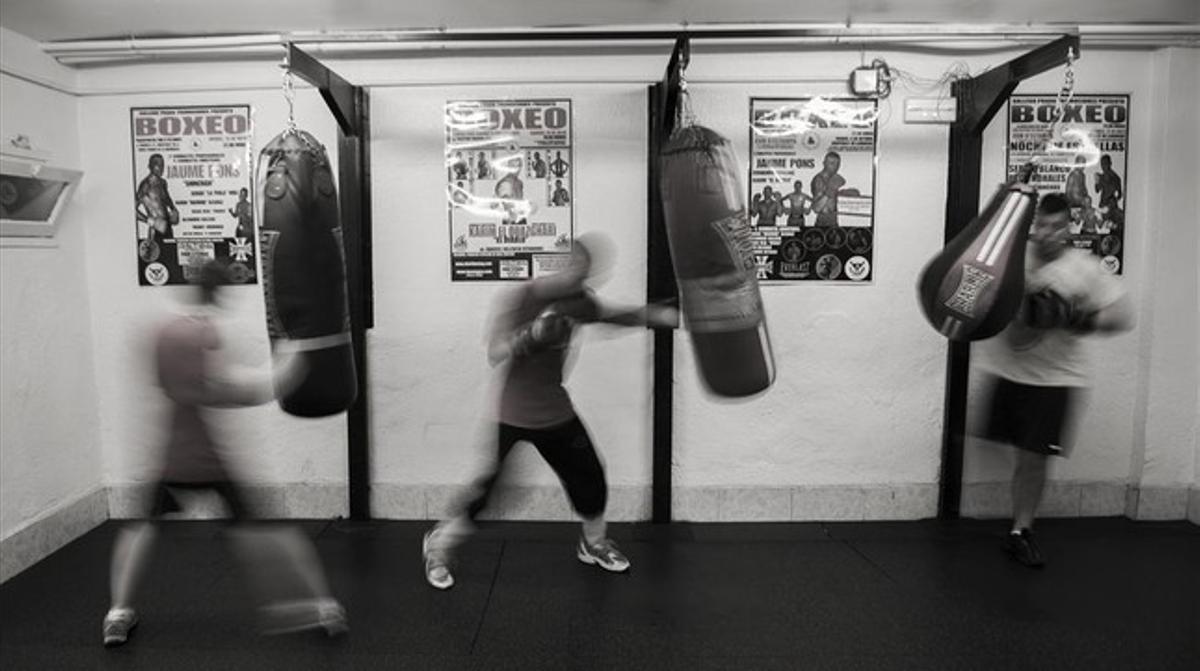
[977,193,1133,567]
[421,234,678,589]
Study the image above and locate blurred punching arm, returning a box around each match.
[592,301,680,329]
[199,350,308,407]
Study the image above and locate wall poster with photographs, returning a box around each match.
[1007,94,1129,274]
[131,105,256,286]
[445,99,574,281]
[748,97,879,283]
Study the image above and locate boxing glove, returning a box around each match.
[511,308,572,357]
[660,125,776,397]
[1020,289,1098,332]
[258,129,357,417]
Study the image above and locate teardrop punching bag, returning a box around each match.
[258,129,357,416]
[660,125,776,397]
[917,164,1038,342]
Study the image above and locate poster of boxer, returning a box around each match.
[1007,94,1129,275]
[748,97,878,283]
[131,105,256,286]
[445,98,574,281]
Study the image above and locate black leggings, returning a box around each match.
[465,417,608,519]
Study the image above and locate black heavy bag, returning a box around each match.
[258,129,357,416]
[917,164,1038,341]
[660,125,776,397]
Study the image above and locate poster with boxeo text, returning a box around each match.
[131,105,256,286]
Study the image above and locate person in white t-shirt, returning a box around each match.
[977,192,1133,568]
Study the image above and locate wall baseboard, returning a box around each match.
[1124,485,1192,521]
[6,481,1194,582]
[107,483,348,520]
[370,484,941,522]
[962,481,1197,521]
[1,487,107,583]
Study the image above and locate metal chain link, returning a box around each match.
[1035,46,1077,162]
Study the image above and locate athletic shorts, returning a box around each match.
[983,377,1077,457]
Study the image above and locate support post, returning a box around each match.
[647,38,688,523]
[288,44,374,520]
[938,34,1079,519]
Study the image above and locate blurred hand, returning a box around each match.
[271,350,309,397]
[646,305,680,329]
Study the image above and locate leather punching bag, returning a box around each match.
[660,125,776,397]
[918,164,1038,341]
[258,129,357,416]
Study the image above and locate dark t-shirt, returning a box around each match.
[495,286,599,428]
[156,315,226,481]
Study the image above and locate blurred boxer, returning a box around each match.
[977,193,1133,568]
[102,260,347,646]
[422,234,678,590]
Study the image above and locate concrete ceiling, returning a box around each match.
[1,0,1197,42]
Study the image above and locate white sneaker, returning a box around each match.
[260,598,348,637]
[423,528,455,590]
[103,607,138,647]
[576,536,631,573]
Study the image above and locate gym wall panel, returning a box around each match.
[74,87,349,516]
[14,37,1187,523]
[368,85,653,517]
[0,26,105,578]
[0,72,102,540]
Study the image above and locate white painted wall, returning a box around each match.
[1136,47,1199,507]
[367,83,653,518]
[74,84,349,516]
[2,32,1194,526]
[0,28,101,541]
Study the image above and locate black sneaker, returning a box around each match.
[1005,529,1046,568]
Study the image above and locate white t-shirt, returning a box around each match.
[978,247,1125,387]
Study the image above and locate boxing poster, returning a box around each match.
[1006,94,1129,274]
[131,105,256,286]
[748,97,879,283]
[445,99,574,281]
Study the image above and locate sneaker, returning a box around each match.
[423,529,455,590]
[576,536,631,573]
[1005,529,1046,568]
[317,600,349,638]
[261,598,349,637]
[103,608,138,647]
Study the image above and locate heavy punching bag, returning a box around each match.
[660,125,776,397]
[918,163,1038,341]
[258,129,357,416]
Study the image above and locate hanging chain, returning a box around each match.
[278,51,318,155]
[282,67,298,135]
[676,72,696,130]
[1035,46,1077,163]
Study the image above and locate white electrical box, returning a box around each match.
[851,68,879,96]
[904,98,957,124]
